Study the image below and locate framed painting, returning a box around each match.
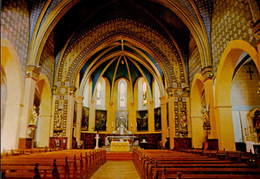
[95,110,107,131]
[81,106,89,131]
[154,107,161,130]
[137,110,148,131]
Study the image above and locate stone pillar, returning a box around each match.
[148,100,155,132]
[160,96,167,146]
[76,96,83,146]
[186,97,192,138]
[89,100,96,132]
[215,105,236,151]
[50,87,57,138]
[1,102,23,151]
[19,66,40,149]
[129,102,137,133]
[202,67,217,139]
[66,86,76,149]
[107,102,115,133]
[37,114,51,147]
[167,88,175,150]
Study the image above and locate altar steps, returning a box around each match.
[106,152,133,161]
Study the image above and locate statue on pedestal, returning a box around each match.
[112,122,131,135]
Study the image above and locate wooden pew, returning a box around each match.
[1,149,106,179]
[133,149,260,179]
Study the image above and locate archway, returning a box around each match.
[34,74,52,147]
[215,40,260,151]
[190,73,206,148]
[1,40,24,151]
[231,57,260,152]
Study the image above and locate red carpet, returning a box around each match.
[106,152,133,160]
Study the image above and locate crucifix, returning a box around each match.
[247,67,254,80]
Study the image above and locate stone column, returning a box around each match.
[215,105,236,151]
[50,87,57,138]
[167,88,175,150]
[160,96,167,146]
[66,86,76,149]
[89,100,96,132]
[129,102,137,133]
[106,102,114,133]
[76,96,83,146]
[148,100,155,132]
[186,96,192,138]
[1,101,23,151]
[37,114,51,147]
[202,67,217,139]
[19,66,40,149]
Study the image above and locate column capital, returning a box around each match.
[160,96,167,105]
[69,86,77,96]
[76,96,84,103]
[166,87,174,97]
[201,66,213,81]
[26,65,40,80]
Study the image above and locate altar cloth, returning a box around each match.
[111,141,129,151]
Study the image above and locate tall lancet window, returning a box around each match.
[96,82,102,106]
[138,78,148,110]
[118,79,127,110]
[142,82,147,106]
[96,78,105,109]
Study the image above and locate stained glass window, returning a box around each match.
[118,79,127,109]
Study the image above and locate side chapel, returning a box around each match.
[1,0,260,154]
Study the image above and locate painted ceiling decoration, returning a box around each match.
[28,0,215,94]
[79,39,160,101]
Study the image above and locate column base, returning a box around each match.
[18,138,32,149]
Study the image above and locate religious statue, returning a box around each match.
[56,109,63,129]
[29,105,38,126]
[180,110,187,129]
[27,127,35,138]
[113,122,131,135]
[253,110,260,142]
[201,105,211,132]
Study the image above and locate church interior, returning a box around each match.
[1,0,260,178]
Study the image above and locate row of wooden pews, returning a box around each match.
[1,149,106,179]
[1,147,61,156]
[133,149,260,179]
[183,149,259,166]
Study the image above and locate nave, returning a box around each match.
[91,161,140,179]
[1,148,260,179]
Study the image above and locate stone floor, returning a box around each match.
[91,161,140,179]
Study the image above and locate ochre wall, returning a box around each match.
[39,32,55,87]
[211,0,256,75]
[188,35,201,84]
[231,62,260,106]
[1,0,29,80]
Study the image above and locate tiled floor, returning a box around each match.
[91,161,140,179]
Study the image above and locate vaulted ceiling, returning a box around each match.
[29,0,213,93]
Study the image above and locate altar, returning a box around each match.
[111,141,129,151]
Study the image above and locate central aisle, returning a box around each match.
[91,161,140,179]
